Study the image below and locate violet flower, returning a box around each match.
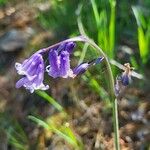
[115,63,132,97]
[73,63,89,76]
[120,72,131,86]
[46,41,104,79]
[46,42,75,78]
[73,57,104,77]
[15,53,49,93]
[15,38,104,93]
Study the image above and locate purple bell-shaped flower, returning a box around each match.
[15,53,49,93]
[46,42,76,78]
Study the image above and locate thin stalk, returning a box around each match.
[76,7,119,148]
[112,98,120,150]
[40,36,86,53]
[81,36,120,150]
[82,36,115,100]
[77,12,115,97]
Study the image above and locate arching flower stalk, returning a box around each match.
[15,36,104,93]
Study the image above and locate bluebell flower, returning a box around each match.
[64,42,76,53]
[59,50,73,77]
[15,53,49,93]
[46,41,104,79]
[115,63,132,97]
[115,76,123,97]
[73,57,104,77]
[73,63,89,76]
[15,37,104,93]
[121,74,130,86]
[121,64,132,86]
[46,42,75,78]
[56,42,76,54]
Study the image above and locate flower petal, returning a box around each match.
[15,77,26,88]
[73,57,104,77]
[73,63,89,76]
[60,50,72,78]
[121,74,130,86]
[15,53,48,93]
[65,42,76,53]
[48,50,60,78]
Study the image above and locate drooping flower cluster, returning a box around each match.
[15,40,104,93]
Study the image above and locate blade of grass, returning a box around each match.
[8,135,27,150]
[90,0,100,27]
[138,27,148,63]
[109,0,116,58]
[78,43,89,65]
[82,72,109,102]
[28,115,80,149]
[98,10,108,51]
[132,6,149,64]
[36,91,63,112]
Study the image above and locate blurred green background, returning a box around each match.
[0,0,150,149]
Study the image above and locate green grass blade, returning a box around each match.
[138,27,148,63]
[36,91,63,112]
[132,6,141,26]
[61,126,77,144]
[91,0,100,27]
[109,0,116,58]
[98,10,108,51]
[9,136,26,150]
[53,128,78,148]
[132,6,149,64]
[28,115,50,129]
[78,43,89,64]
[82,72,109,102]
[28,115,80,149]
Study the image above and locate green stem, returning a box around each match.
[81,36,115,100]
[112,98,120,150]
[82,36,120,150]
